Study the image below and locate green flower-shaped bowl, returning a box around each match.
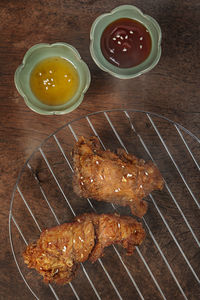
[14,43,91,115]
[90,5,162,79]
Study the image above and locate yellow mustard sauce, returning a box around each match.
[30,57,79,106]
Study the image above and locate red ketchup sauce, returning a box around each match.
[100,18,152,68]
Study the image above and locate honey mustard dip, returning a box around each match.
[30,57,79,106]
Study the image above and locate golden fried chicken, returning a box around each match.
[23,218,94,284]
[80,213,145,263]
[72,136,164,217]
[23,213,145,284]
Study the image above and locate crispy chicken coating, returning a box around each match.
[23,213,145,284]
[23,218,94,284]
[72,136,164,217]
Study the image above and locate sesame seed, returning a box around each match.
[127,173,132,177]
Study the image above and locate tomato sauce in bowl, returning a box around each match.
[100,18,152,68]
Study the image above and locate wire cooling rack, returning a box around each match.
[9,109,200,300]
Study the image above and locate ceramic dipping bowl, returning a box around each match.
[90,5,162,79]
[14,42,91,115]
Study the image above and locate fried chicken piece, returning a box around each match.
[72,136,164,217]
[23,213,145,284]
[23,218,95,284]
[79,213,145,263]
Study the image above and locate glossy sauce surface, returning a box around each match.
[30,57,79,106]
[101,18,152,68]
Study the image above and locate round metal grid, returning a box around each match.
[9,109,200,300]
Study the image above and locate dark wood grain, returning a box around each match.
[0,1,199,299]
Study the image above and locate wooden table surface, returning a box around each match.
[0,1,199,299]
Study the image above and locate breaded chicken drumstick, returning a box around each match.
[72,136,164,217]
[23,213,145,284]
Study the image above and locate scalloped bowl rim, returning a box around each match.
[90,5,162,79]
[14,42,91,115]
